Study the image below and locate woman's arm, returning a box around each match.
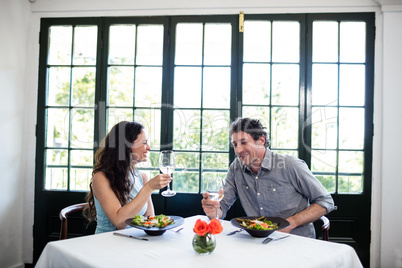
[92,171,170,229]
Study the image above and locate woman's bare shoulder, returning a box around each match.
[92,171,110,186]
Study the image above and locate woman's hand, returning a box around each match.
[146,174,172,190]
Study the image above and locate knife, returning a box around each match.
[262,235,290,244]
[113,232,149,241]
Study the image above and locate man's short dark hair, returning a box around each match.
[229,117,270,148]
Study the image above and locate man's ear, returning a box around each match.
[258,135,265,146]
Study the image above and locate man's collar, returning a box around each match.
[241,148,272,173]
[261,148,272,171]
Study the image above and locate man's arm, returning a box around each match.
[279,203,327,234]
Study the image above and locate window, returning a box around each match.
[242,19,301,157]
[105,23,165,187]
[36,14,374,196]
[310,20,368,194]
[43,24,98,191]
[172,21,232,193]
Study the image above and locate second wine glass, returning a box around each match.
[159,150,176,197]
[207,177,225,219]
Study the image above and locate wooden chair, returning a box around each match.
[59,203,88,240]
[315,215,330,241]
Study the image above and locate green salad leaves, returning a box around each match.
[237,217,279,230]
[131,214,174,228]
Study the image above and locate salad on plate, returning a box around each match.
[237,217,279,230]
[131,214,174,228]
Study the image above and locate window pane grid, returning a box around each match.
[106,23,163,178]
[38,15,372,197]
[242,19,300,152]
[311,20,366,194]
[172,22,231,193]
[44,25,97,191]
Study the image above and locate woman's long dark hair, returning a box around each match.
[84,121,144,223]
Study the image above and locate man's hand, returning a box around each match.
[201,192,222,219]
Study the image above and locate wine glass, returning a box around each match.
[159,150,176,197]
[207,177,225,219]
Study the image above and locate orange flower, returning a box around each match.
[208,219,223,235]
[193,219,223,236]
[193,219,210,236]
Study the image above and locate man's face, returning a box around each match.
[231,131,265,167]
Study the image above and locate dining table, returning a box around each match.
[35,215,363,268]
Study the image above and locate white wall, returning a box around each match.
[380,6,402,268]
[0,0,33,267]
[1,0,402,267]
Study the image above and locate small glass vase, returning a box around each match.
[192,233,216,255]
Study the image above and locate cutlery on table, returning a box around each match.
[227,228,244,235]
[170,227,183,232]
[113,232,149,241]
[262,235,290,244]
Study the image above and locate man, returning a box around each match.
[201,117,336,238]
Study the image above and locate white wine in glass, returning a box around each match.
[208,191,224,202]
[159,150,176,197]
[207,177,225,219]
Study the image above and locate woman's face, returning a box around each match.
[130,129,150,164]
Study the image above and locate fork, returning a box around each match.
[262,235,290,244]
[227,228,243,236]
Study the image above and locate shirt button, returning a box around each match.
[260,207,263,210]
[256,176,258,179]
[257,193,260,195]
[273,188,276,191]
[246,186,249,189]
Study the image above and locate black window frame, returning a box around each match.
[35,13,374,197]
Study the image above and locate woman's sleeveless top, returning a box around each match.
[94,169,148,234]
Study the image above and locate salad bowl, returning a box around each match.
[230,216,290,238]
[125,215,184,236]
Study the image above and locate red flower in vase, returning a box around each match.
[193,219,223,236]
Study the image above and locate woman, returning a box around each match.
[84,121,171,233]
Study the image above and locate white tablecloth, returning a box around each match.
[36,215,362,268]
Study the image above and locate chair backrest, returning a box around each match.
[59,203,88,240]
[314,215,330,241]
